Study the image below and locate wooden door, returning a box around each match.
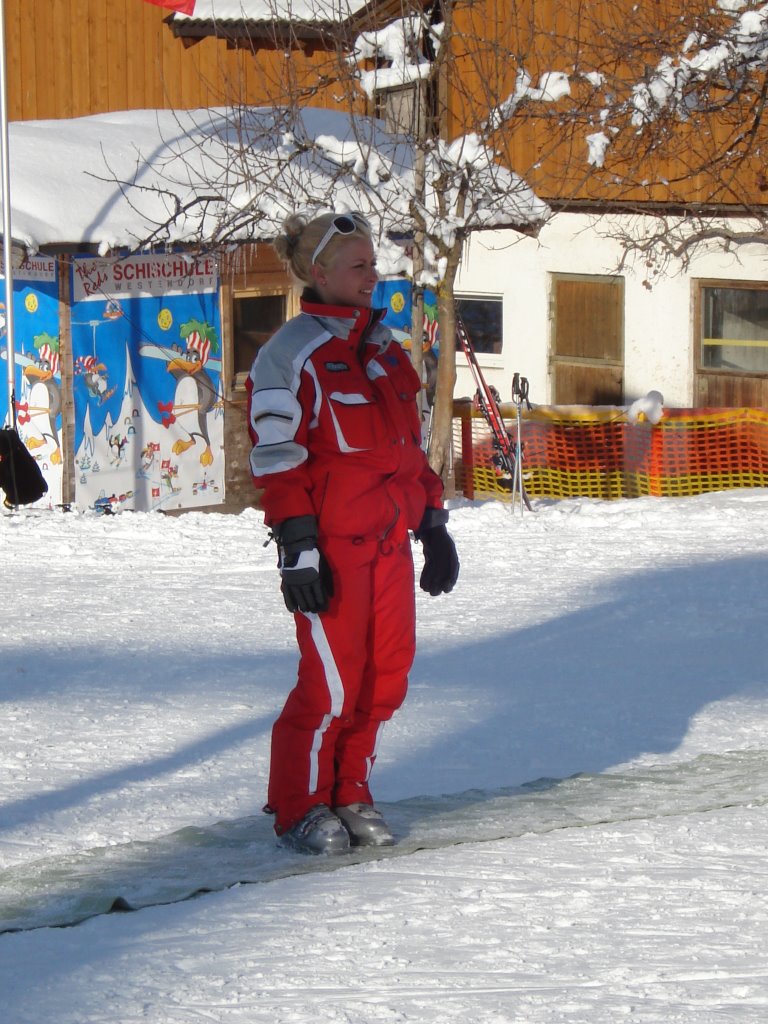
[550,275,624,405]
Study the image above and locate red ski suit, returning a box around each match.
[247,295,445,834]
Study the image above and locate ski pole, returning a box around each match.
[511,373,523,514]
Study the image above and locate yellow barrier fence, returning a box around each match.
[453,401,768,501]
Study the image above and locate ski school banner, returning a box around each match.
[373,280,440,355]
[70,254,224,512]
[1,255,62,506]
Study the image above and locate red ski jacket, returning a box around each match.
[246,295,445,542]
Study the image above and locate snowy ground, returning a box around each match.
[2,491,768,1022]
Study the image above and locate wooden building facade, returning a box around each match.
[4,0,354,121]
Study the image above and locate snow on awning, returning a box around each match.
[6,107,402,256]
[167,0,411,43]
[5,106,548,277]
[171,0,371,22]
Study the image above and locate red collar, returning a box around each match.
[300,295,386,341]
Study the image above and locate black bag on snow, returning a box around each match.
[0,427,48,506]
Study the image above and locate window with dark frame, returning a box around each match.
[233,293,287,383]
[455,295,503,355]
[700,284,768,374]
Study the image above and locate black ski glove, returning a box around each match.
[415,524,459,596]
[274,515,334,614]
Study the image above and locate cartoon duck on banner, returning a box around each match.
[372,281,440,406]
[0,296,62,468]
[0,262,63,501]
[372,281,440,352]
[74,355,116,405]
[16,332,63,465]
[147,318,221,467]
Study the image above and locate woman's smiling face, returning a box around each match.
[312,236,379,309]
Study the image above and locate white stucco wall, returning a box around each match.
[454,212,768,409]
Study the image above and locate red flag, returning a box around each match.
[143,0,197,15]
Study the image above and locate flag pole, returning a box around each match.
[0,0,17,429]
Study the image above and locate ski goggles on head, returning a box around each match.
[311,213,366,265]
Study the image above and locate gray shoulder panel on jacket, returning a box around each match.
[249,315,332,393]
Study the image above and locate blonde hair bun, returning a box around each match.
[273,214,307,263]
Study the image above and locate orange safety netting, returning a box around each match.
[452,402,768,501]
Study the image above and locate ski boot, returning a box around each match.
[335,803,395,847]
[280,804,350,855]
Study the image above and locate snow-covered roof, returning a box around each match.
[170,0,371,27]
[5,107,399,256]
[5,107,547,279]
[166,0,425,46]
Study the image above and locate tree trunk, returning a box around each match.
[409,145,427,420]
[410,283,425,419]
[427,254,460,481]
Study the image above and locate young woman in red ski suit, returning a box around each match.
[246,211,459,854]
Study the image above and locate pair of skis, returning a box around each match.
[456,316,532,511]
